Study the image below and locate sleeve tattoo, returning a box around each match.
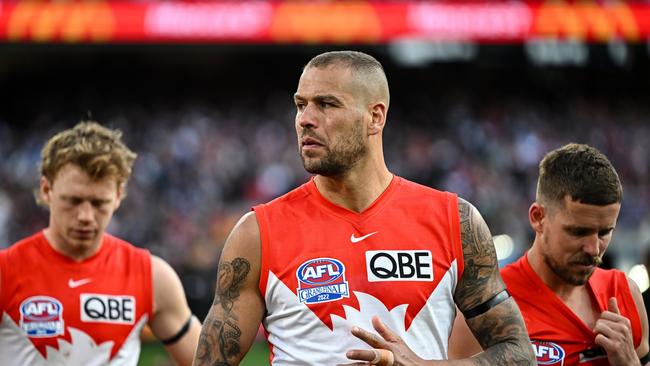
[455,198,536,365]
[195,258,251,366]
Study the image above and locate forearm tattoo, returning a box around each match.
[455,198,536,365]
[195,258,251,366]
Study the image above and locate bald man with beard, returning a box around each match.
[193,51,535,366]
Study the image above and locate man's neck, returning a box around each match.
[314,166,393,213]
[43,228,102,262]
[527,247,586,301]
[527,247,600,327]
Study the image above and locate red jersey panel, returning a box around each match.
[502,254,642,366]
[254,176,464,365]
[0,231,153,366]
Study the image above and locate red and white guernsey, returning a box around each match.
[0,231,153,366]
[254,176,464,364]
[502,254,642,366]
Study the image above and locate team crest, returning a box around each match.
[19,296,65,337]
[296,257,349,304]
[532,340,565,365]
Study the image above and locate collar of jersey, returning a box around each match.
[306,174,400,225]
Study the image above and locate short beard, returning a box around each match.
[300,120,366,177]
[544,253,602,286]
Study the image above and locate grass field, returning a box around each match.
[138,340,270,366]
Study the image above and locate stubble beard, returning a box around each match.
[543,251,602,286]
[300,121,366,177]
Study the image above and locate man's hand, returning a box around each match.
[594,297,640,366]
[338,316,437,366]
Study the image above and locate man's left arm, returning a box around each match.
[450,198,534,365]
[149,255,202,366]
[341,199,534,365]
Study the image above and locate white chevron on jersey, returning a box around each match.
[264,259,459,365]
[0,312,147,366]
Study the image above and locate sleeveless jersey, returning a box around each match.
[254,176,464,364]
[0,231,153,366]
[502,254,642,366]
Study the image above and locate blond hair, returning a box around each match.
[40,121,137,187]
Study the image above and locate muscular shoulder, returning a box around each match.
[224,211,261,255]
[218,212,262,286]
[257,183,311,209]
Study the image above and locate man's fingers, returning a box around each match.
[345,349,394,366]
[351,326,387,348]
[608,297,621,315]
[594,333,616,351]
[372,315,400,343]
[346,349,379,362]
[599,310,632,330]
[594,319,620,339]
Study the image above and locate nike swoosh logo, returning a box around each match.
[68,278,92,288]
[350,231,378,243]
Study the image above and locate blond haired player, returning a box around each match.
[0,122,201,365]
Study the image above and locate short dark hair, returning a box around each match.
[304,51,390,106]
[305,50,385,75]
[537,143,622,206]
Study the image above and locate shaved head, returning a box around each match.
[304,51,390,109]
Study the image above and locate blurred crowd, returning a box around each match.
[1,61,649,318]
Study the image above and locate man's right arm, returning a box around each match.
[193,212,265,366]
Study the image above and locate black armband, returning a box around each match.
[161,314,194,345]
[462,289,511,319]
[640,351,650,365]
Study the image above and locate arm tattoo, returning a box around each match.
[455,198,536,365]
[455,198,502,311]
[195,258,251,366]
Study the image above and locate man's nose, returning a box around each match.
[582,233,600,257]
[297,103,318,129]
[76,201,94,222]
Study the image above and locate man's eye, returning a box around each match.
[569,229,588,236]
[598,229,612,237]
[68,198,82,205]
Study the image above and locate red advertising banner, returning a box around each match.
[0,1,648,44]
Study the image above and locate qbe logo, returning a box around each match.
[531,340,565,365]
[19,296,65,337]
[80,294,135,324]
[365,250,433,282]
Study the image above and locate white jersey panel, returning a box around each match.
[264,259,458,364]
[0,312,147,366]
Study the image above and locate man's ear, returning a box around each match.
[529,202,546,233]
[40,176,52,205]
[368,102,387,136]
[114,182,125,210]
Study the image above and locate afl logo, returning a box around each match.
[296,258,349,304]
[19,296,65,337]
[532,340,565,365]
